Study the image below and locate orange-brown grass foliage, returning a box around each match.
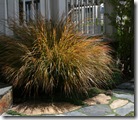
[0,17,113,97]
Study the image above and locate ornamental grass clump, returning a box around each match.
[0,17,113,97]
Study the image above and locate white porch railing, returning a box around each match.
[65,0,105,35]
[17,0,105,36]
[19,0,40,23]
[1,0,114,36]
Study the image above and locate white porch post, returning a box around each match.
[40,0,45,17]
[45,0,51,20]
[40,0,51,19]
[50,0,66,21]
[104,0,115,35]
[23,0,26,22]
[31,0,35,20]
[50,0,59,21]
[14,0,19,22]
[58,0,66,18]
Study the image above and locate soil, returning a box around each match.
[11,101,81,115]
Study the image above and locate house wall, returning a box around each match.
[0,0,6,35]
[0,0,19,35]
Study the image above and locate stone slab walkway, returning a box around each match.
[55,89,134,116]
[2,79,134,117]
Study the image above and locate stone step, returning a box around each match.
[116,82,134,91]
[0,82,12,115]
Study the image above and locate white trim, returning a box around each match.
[45,0,51,20]
[40,0,45,17]
[31,0,34,20]
[23,0,26,22]
[14,0,19,20]
[4,0,8,35]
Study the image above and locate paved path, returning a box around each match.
[2,79,134,116]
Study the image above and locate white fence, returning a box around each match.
[20,0,105,35]
[66,0,104,35]
[0,0,114,36]
[19,0,40,23]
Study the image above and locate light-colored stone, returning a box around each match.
[0,90,12,115]
[113,93,134,102]
[84,94,111,105]
[79,104,112,116]
[41,114,55,116]
[105,114,116,116]
[63,111,87,116]
[2,112,13,116]
[110,99,129,109]
[83,99,96,106]
[55,114,65,116]
[0,86,12,96]
[114,102,134,116]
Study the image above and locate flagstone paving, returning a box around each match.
[113,93,134,102]
[2,79,135,117]
[110,99,129,109]
[114,102,134,116]
[78,105,112,116]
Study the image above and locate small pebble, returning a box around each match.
[105,90,113,96]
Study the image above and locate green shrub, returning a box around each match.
[106,0,134,78]
[0,17,113,98]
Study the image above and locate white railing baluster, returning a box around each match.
[84,2,86,33]
[103,2,105,34]
[98,3,101,34]
[80,0,83,33]
[31,0,34,20]
[76,0,79,31]
[91,0,94,34]
[78,0,80,31]
[88,0,91,34]
[75,0,77,26]
[66,0,68,20]
[86,0,89,34]
[26,3,29,22]
[92,0,94,34]
[23,0,26,23]
[14,0,17,19]
[73,0,75,22]
[94,1,96,34]
[91,0,93,34]
[69,0,71,19]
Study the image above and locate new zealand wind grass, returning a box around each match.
[0,17,113,97]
